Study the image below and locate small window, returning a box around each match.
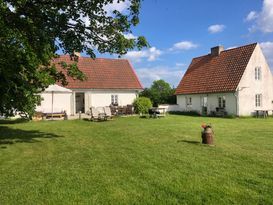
[222,96,226,108]
[255,67,261,80]
[218,97,222,108]
[111,95,118,105]
[202,97,207,107]
[255,94,262,107]
[186,97,192,106]
[218,96,226,108]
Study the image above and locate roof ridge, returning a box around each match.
[192,42,257,60]
[56,55,128,61]
[223,42,257,52]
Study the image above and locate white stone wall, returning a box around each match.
[176,93,237,115]
[70,89,140,114]
[158,104,181,112]
[36,92,72,115]
[237,44,273,116]
[88,90,138,108]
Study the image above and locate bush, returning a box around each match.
[133,97,152,115]
[168,111,200,116]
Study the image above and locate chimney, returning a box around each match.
[73,51,81,57]
[211,46,224,56]
[70,51,81,61]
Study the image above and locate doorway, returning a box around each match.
[76,93,85,113]
[202,97,208,116]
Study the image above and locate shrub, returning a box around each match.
[133,97,152,115]
[168,111,200,116]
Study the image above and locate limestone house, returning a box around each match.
[37,55,143,115]
[175,43,273,116]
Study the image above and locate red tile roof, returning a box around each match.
[52,56,143,90]
[175,43,257,95]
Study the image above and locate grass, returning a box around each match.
[0,115,273,204]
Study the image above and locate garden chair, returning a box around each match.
[103,106,113,120]
[126,105,134,115]
[90,107,104,121]
[110,105,117,116]
[97,107,107,119]
[117,106,123,115]
[122,106,127,115]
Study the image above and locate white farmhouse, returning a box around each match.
[37,55,143,115]
[175,43,273,116]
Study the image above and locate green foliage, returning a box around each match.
[140,79,176,106]
[0,0,148,118]
[133,97,152,114]
[168,111,201,116]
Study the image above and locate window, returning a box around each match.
[222,96,226,108]
[255,94,262,107]
[202,97,208,107]
[111,95,118,105]
[186,97,192,106]
[218,96,226,108]
[255,67,261,80]
[218,97,222,108]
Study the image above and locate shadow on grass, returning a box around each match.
[82,118,113,122]
[177,139,200,144]
[0,118,30,124]
[0,126,62,148]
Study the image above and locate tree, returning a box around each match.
[0,0,148,118]
[140,80,176,106]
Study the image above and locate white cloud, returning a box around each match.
[104,0,130,16]
[136,66,185,87]
[175,63,187,67]
[260,41,273,68]
[245,11,258,21]
[226,46,238,50]
[123,47,162,62]
[123,33,137,39]
[208,24,226,34]
[170,41,198,51]
[246,0,273,33]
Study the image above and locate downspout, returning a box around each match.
[233,90,239,117]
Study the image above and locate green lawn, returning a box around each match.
[0,115,273,204]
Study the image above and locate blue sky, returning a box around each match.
[99,0,273,88]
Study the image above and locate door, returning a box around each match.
[76,93,85,113]
[202,97,208,115]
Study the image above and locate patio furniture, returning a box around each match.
[43,112,65,119]
[213,107,227,117]
[90,107,105,121]
[117,106,127,115]
[255,109,269,118]
[126,105,134,115]
[157,108,166,117]
[149,108,159,118]
[104,106,113,120]
[149,107,166,118]
[110,105,118,116]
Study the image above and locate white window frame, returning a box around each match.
[255,66,261,80]
[255,94,262,107]
[202,97,208,107]
[186,97,192,106]
[111,94,118,105]
[218,96,226,108]
[222,96,226,108]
